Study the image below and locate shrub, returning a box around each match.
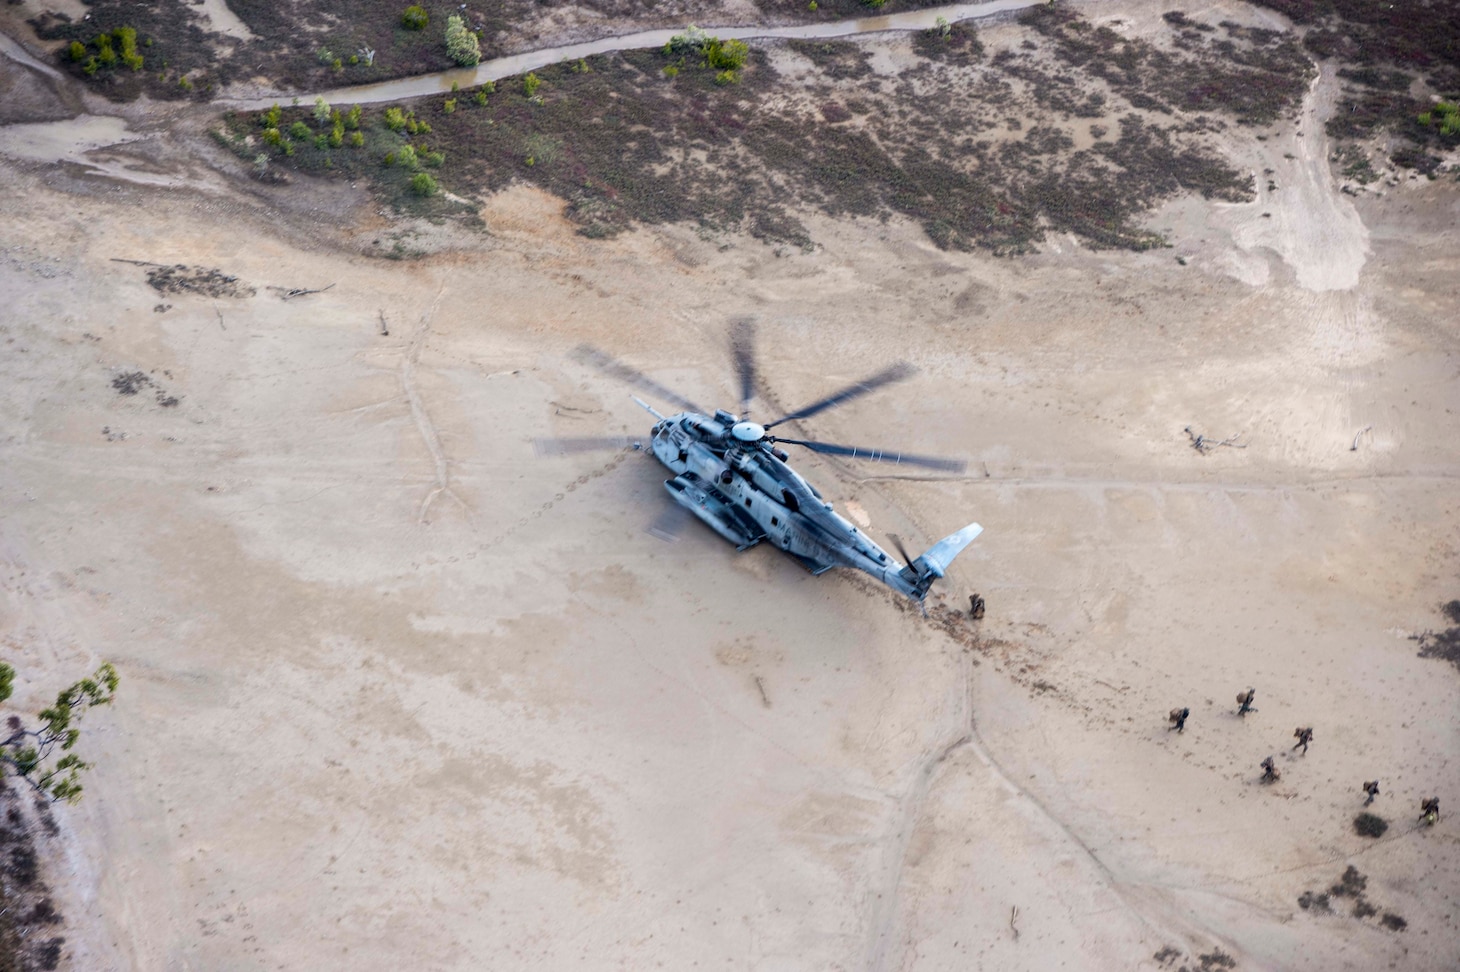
[443,98,456,113]
[289,121,311,139]
[313,134,329,149]
[263,103,282,128]
[349,55,359,65]
[396,144,419,169]
[313,96,330,123]
[704,37,748,72]
[262,126,282,146]
[384,107,407,131]
[317,48,334,65]
[329,128,343,148]
[410,172,438,196]
[473,89,488,106]
[424,150,445,167]
[332,58,343,71]
[714,69,738,86]
[662,64,679,79]
[417,121,431,134]
[446,15,481,66]
[523,72,541,98]
[1353,813,1388,838]
[116,26,141,67]
[67,40,86,62]
[401,5,428,30]
[346,105,362,129]
[97,34,117,67]
[481,80,495,94]
[349,131,364,147]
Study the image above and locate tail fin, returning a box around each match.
[899,523,983,598]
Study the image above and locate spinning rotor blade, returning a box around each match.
[885,533,914,566]
[533,435,641,457]
[570,344,704,414]
[763,363,916,429]
[730,318,757,416]
[774,437,966,473]
[646,503,693,543]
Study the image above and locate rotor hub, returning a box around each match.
[730,421,766,443]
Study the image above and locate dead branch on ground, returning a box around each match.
[269,283,336,301]
[1184,426,1247,454]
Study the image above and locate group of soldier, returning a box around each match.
[1166,688,1441,826]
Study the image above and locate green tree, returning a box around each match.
[313,96,331,124]
[445,15,480,67]
[0,662,119,805]
[410,172,439,196]
[401,5,429,29]
[523,72,541,98]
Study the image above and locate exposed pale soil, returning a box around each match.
[0,2,1458,971]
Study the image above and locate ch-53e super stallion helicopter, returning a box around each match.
[535,322,982,603]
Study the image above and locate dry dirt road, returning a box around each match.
[1,8,1459,972]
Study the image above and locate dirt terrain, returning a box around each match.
[1,1,1458,970]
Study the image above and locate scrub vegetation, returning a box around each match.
[1246,0,1460,176]
[231,11,1309,254]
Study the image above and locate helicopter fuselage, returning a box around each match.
[647,408,975,600]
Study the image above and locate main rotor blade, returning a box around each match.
[533,435,641,457]
[886,532,914,566]
[646,503,693,543]
[763,363,916,429]
[570,344,704,414]
[730,317,757,415]
[775,437,966,473]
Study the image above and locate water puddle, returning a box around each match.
[0,115,186,187]
[194,0,255,42]
[0,29,65,81]
[229,0,1044,108]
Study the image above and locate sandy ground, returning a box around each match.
[1,6,1459,971]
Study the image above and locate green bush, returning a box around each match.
[445,14,480,67]
[349,131,364,147]
[348,54,359,65]
[443,98,455,113]
[703,37,748,72]
[384,107,407,131]
[313,96,331,123]
[346,105,362,130]
[97,34,117,67]
[262,126,283,146]
[396,144,419,169]
[289,121,311,139]
[410,172,439,196]
[662,65,679,79]
[714,69,738,86]
[116,26,139,56]
[317,47,334,65]
[473,89,488,106]
[263,104,282,128]
[424,150,445,167]
[67,40,86,62]
[524,72,541,98]
[401,5,428,29]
